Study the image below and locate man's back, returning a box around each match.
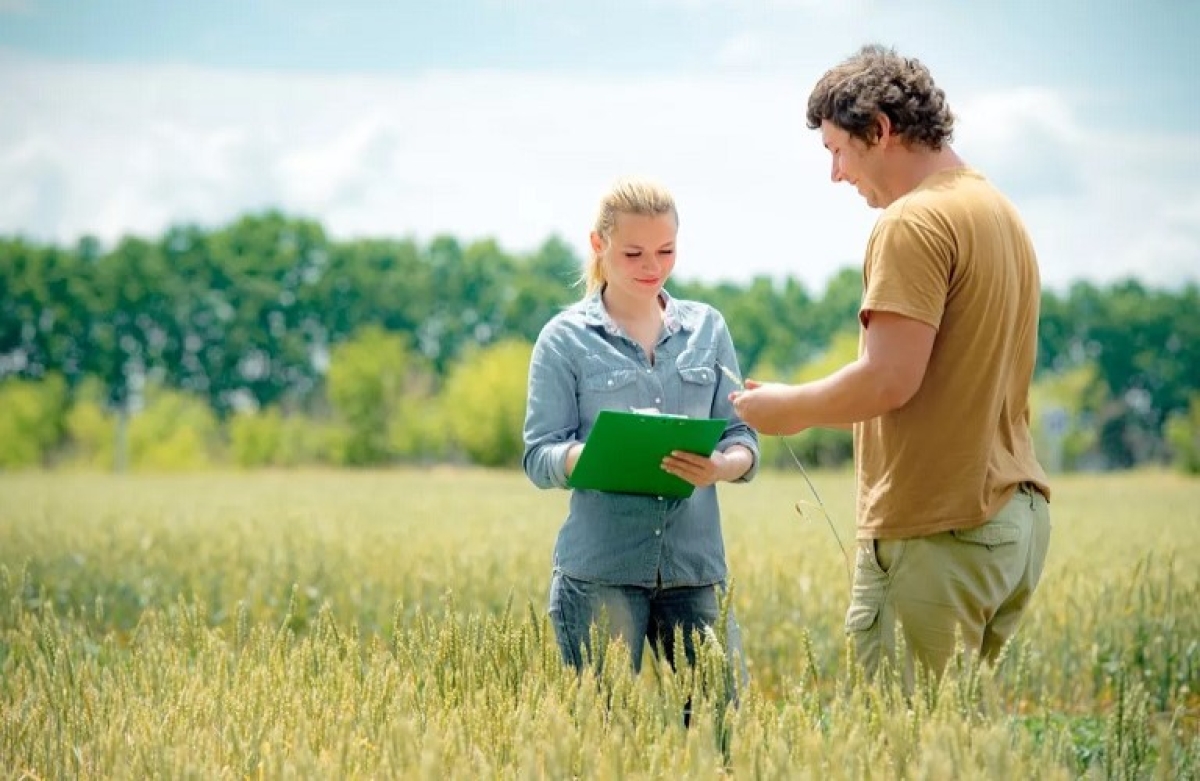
[855,167,1049,540]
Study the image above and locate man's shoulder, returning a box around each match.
[893,168,1001,215]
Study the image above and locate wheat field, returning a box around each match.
[1,469,1197,779]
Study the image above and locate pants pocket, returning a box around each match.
[844,543,889,635]
[548,570,590,668]
[952,520,1021,547]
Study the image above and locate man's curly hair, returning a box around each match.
[806,44,955,149]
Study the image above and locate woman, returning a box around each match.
[522,176,758,677]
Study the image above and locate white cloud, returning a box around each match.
[955,87,1200,288]
[0,0,34,14]
[715,32,771,69]
[0,56,1195,294]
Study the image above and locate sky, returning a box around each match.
[1,0,1198,292]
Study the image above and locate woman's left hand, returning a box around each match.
[661,449,727,487]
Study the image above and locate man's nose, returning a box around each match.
[831,157,844,183]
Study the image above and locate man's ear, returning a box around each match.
[875,113,894,147]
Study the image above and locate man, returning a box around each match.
[731,44,1052,686]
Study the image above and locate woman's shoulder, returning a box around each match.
[668,296,728,329]
[536,300,593,340]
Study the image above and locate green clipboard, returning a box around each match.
[567,410,728,498]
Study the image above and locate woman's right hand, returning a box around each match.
[565,443,584,478]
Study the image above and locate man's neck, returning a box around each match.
[893,145,965,197]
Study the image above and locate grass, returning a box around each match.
[1,468,1198,778]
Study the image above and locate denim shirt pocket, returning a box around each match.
[676,348,717,419]
[579,367,640,425]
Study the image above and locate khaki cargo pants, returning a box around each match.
[845,483,1051,686]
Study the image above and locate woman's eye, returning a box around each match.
[624,252,641,259]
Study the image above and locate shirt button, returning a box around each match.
[654,397,661,404]
[655,529,662,536]
[607,379,613,386]
[657,496,664,501]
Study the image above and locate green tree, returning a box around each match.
[326,326,433,466]
[191,212,332,413]
[0,239,91,386]
[229,408,286,468]
[1165,394,1200,475]
[503,236,581,344]
[127,385,218,470]
[0,374,68,467]
[775,330,858,469]
[1029,363,1106,472]
[439,339,533,467]
[64,377,117,469]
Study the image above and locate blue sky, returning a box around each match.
[1,0,1197,290]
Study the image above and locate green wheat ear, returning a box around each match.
[715,361,744,389]
[718,357,851,582]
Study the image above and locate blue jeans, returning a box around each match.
[548,570,745,676]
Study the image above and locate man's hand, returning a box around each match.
[730,380,806,436]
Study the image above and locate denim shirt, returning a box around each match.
[522,289,759,588]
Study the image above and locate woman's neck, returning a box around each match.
[601,286,663,323]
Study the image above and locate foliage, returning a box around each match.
[63,377,116,469]
[326,326,434,466]
[0,213,1196,471]
[126,384,219,470]
[0,470,1197,777]
[0,373,68,468]
[439,339,533,467]
[229,407,287,468]
[1029,363,1107,472]
[1165,393,1200,474]
[755,330,858,471]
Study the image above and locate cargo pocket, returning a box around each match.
[844,601,879,634]
[952,520,1021,548]
[844,543,888,635]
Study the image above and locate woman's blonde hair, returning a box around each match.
[582,176,678,297]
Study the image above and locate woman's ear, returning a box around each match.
[589,231,605,257]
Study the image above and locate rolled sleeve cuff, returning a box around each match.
[548,441,575,489]
[719,434,760,483]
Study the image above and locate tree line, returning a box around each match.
[1,211,1197,472]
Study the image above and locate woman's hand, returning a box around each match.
[564,443,584,478]
[662,444,753,487]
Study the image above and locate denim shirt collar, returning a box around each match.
[579,287,695,338]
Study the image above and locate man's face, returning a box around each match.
[820,120,889,209]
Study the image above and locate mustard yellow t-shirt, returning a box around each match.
[855,167,1050,540]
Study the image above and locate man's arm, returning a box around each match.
[731,311,937,436]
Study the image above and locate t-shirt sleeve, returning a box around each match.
[859,211,953,331]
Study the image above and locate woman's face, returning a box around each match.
[592,212,677,303]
